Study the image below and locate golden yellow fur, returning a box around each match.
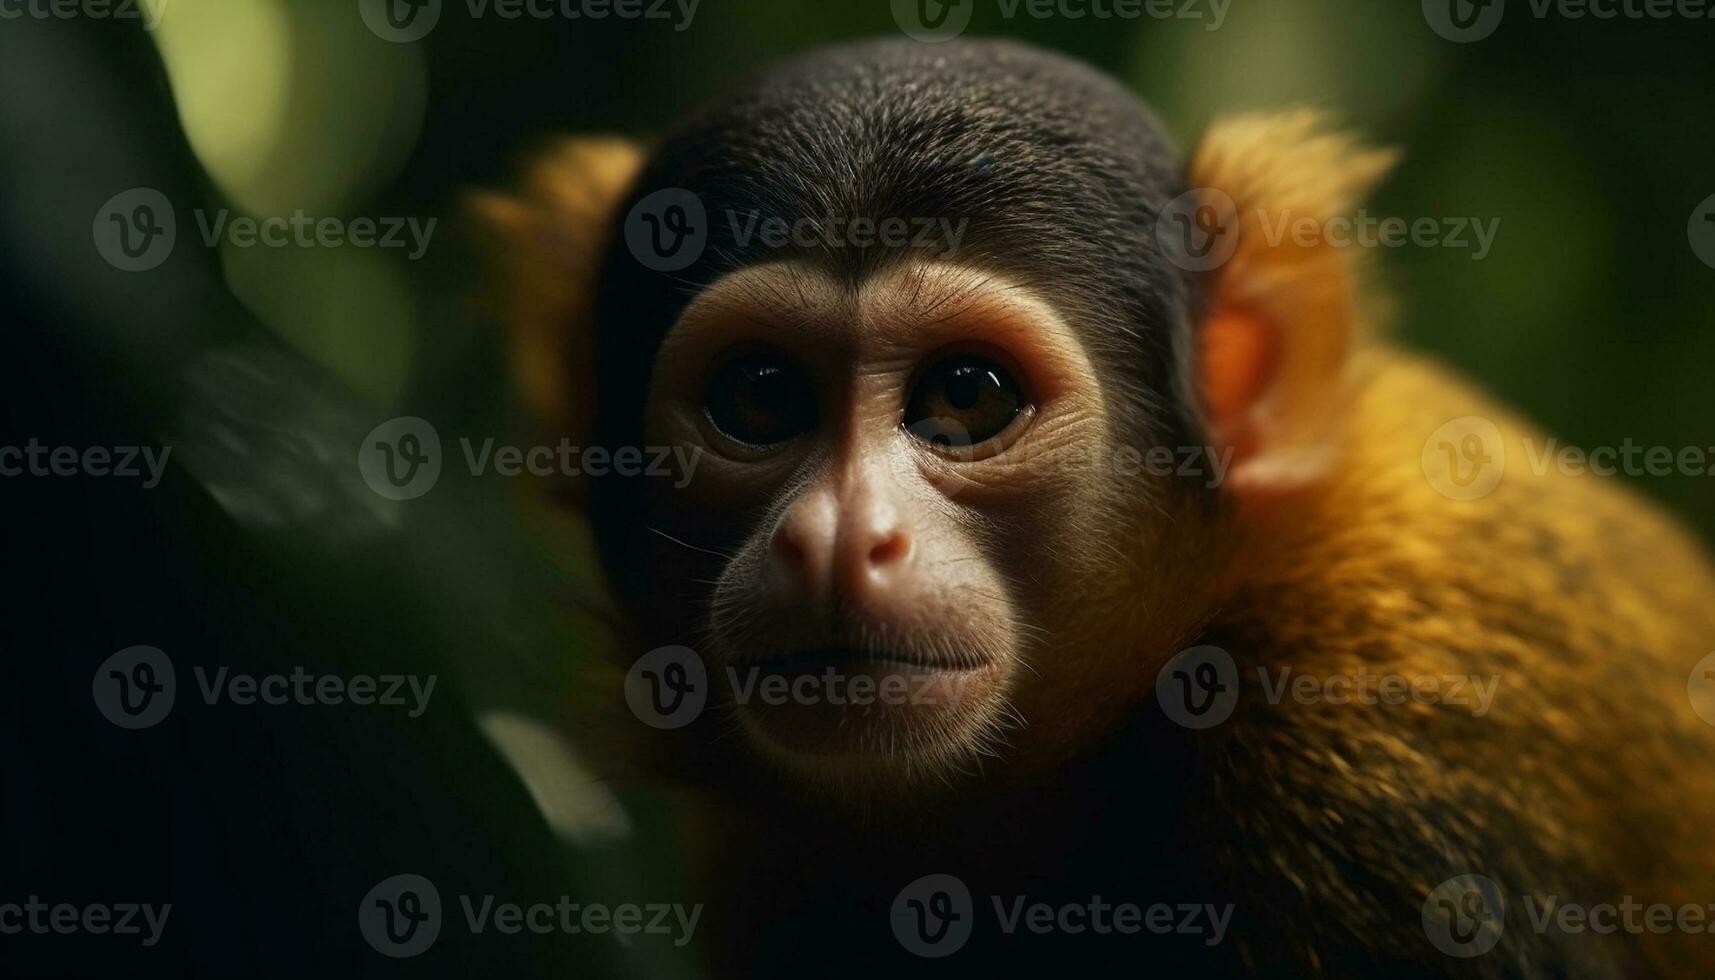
[1193,112,1715,975]
[468,138,644,443]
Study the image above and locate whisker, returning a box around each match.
[647,526,735,561]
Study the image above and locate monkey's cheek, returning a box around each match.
[724,659,1013,764]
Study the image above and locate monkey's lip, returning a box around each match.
[727,642,1007,761]
[748,645,994,676]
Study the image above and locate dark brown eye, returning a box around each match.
[704,352,815,447]
[904,354,1027,451]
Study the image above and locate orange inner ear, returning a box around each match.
[1199,308,1278,456]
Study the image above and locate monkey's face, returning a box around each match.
[639,259,1140,786]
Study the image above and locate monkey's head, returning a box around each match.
[478,39,1393,795]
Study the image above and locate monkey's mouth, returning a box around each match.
[751,645,994,677]
[716,638,1009,766]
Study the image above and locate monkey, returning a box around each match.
[470,37,1715,978]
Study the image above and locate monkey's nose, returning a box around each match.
[768,490,914,604]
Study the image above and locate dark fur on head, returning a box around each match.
[591,38,1204,596]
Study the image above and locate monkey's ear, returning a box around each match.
[1185,111,1397,494]
[467,138,645,455]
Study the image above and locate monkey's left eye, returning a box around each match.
[904,354,1028,453]
[703,352,816,448]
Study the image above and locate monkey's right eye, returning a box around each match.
[703,353,816,448]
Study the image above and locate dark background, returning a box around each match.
[3,1,1712,976]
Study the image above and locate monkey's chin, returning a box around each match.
[719,649,1017,786]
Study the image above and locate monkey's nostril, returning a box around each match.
[868,532,911,567]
